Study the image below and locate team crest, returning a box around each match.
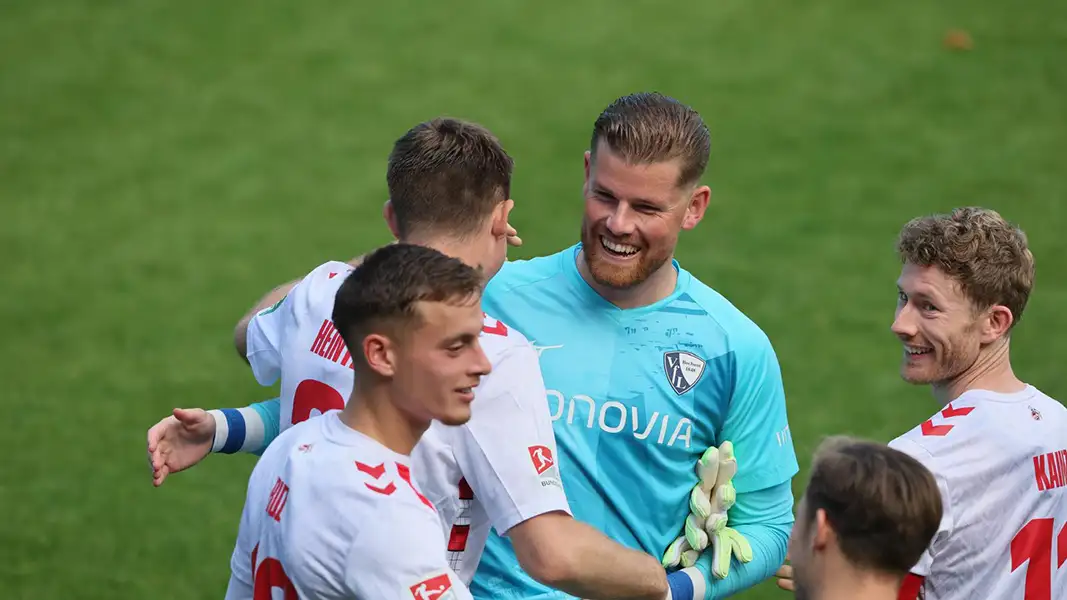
[1030,405,1042,421]
[663,351,706,395]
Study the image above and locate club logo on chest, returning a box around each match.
[663,351,706,395]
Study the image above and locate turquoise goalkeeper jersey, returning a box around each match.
[468,243,799,599]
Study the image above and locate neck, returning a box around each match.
[813,560,901,600]
[575,249,678,309]
[932,338,1025,405]
[338,380,428,456]
[404,232,488,275]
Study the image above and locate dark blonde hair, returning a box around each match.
[589,92,710,187]
[801,436,942,576]
[387,118,514,240]
[897,207,1034,327]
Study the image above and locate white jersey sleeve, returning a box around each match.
[344,500,473,600]
[224,489,256,600]
[450,316,571,536]
[886,436,955,577]
[245,261,353,386]
[224,421,295,600]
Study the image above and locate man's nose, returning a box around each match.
[891,305,917,339]
[472,344,492,376]
[605,204,636,237]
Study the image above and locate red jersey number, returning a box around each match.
[1009,517,1067,600]
[292,379,345,425]
[251,544,298,600]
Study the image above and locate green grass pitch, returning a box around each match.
[1,1,1064,597]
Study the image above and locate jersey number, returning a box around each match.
[292,379,345,424]
[1010,518,1067,600]
[251,545,297,600]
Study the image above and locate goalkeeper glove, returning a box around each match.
[662,441,753,579]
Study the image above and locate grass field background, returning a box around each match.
[2,1,1065,598]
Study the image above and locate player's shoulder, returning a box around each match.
[480,311,532,352]
[299,421,436,515]
[1027,386,1067,417]
[487,245,574,294]
[888,389,1027,465]
[676,268,775,355]
[302,260,354,293]
[276,260,353,312]
[246,415,327,496]
[259,414,321,463]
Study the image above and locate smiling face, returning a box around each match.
[891,208,1035,388]
[580,141,707,289]
[891,263,989,385]
[388,297,492,426]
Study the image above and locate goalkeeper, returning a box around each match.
[149,93,798,599]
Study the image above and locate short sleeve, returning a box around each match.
[245,261,351,386]
[887,436,954,577]
[344,501,473,599]
[451,342,572,535]
[245,293,293,386]
[226,466,265,599]
[718,330,800,493]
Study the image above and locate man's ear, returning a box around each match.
[363,333,396,378]
[812,508,832,552]
[681,185,711,231]
[383,200,400,240]
[583,151,593,196]
[491,199,515,238]
[982,305,1014,343]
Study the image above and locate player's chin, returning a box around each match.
[899,363,938,385]
[437,407,472,427]
[588,255,644,288]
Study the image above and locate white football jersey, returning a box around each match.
[224,411,472,600]
[244,260,571,582]
[889,385,1067,600]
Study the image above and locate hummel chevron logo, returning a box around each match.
[920,403,975,437]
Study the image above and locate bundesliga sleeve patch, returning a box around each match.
[528,445,562,489]
[408,572,455,600]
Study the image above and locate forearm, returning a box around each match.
[566,521,667,599]
[208,398,281,455]
[512,515,667,600]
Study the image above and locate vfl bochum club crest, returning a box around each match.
[664,351,706,395]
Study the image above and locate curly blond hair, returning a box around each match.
[896,207,1035,328]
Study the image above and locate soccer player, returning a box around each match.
[786,436,943,600]
[151,93,800,599]
[779,208,1067,599]
[225,242,491,599]
[466,92,799,599]
[152,117,673,600]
